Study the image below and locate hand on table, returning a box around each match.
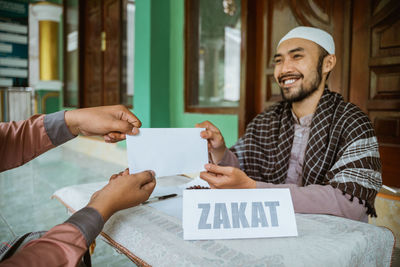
[200,164,256,189]
[195,121,227,163]
[87,169,156,221]
[65,105,141,143]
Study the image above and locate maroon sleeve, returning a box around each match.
[0,207,104,267]
[0,224,87,267]
[0,115,54,172]
[0,111,76,172]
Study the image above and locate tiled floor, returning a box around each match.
[0,144,134,266]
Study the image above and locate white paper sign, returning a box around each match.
[183,189,298,240]
[126,128,208,177]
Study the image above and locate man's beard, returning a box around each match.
[280,65,323,104]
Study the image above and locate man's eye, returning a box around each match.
[293,54,303,59]
[274,59,281,64]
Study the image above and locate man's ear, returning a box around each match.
[323,54,336,74]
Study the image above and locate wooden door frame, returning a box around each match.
[239,0,267,137]
[78,0,86,108]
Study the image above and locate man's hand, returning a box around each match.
[87,169,156,221]
[195,121,227,163]
[200,164,256,189]
[65,105,141,143]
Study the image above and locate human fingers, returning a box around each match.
[109,169,126,181]
[202,130,224,145]
[199,128,220,139]
[141,179,156,193]
[105,129,138,140]
[199,171,221,188]
[104,135,112,143]
[118,105,142,128]
[103,132,126,143]
[195,121,219,131]
[110,132,126,141]
[65,106,133,137]
[127,171,156,202]
[109,174,118,181]
[131,127,139,135]
[122,168,129,176]
[105,106,141,136]
[133,170,156,188]
[204,164,235,176]
[109,119,136,136]
[113,168,129,176]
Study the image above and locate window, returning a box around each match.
[185,0,241,113]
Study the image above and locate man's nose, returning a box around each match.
[275,59,294,82]
[280,58,294,74]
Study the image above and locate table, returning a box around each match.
[53,175,394,267]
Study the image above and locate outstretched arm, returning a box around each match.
[0,113,70,172]
[64,105,141,143]
[1,170,156,267]
[0,105,141,172]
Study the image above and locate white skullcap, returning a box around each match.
[277,26,335,54]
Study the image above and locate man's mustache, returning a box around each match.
[278,73,303,83]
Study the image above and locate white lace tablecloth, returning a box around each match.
[53,176,394,267]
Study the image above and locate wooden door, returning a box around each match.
[240,0,400,187]
[82,0,102,107]
[103,0,121,105]
[350,0,400,187]
[81,0,121,107]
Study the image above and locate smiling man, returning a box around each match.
[197,26,382,222]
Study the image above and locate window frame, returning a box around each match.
[184,0,241,114]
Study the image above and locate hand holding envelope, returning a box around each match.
[126,128,209,177]
[196,121,227,164]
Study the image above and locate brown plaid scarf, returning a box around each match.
[231,88,382,216]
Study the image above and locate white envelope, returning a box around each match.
[126,128,208,177]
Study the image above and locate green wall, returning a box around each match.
[134,0,238,147]
[134,0,170,128]
[133,0,151,126]
[58,0,239,147]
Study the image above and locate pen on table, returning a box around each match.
[142,193,178,204]
[382,184,399,194]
